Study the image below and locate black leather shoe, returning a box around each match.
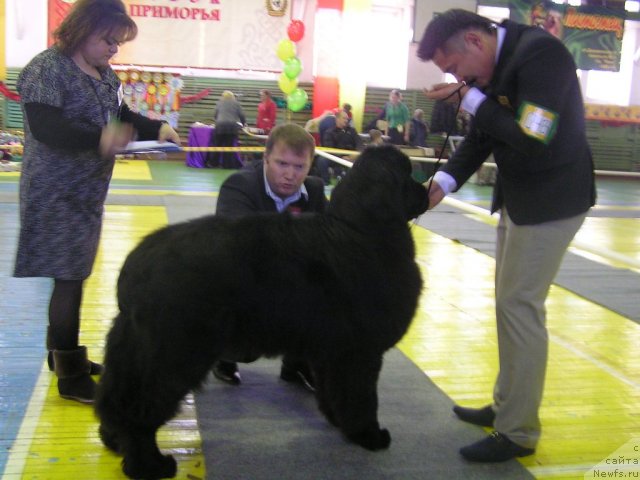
[213,360,241,385]
[280,361,315,392]
[453,404,495,427]
[460,432,535,462]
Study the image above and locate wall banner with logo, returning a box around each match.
[115,0,290,71]
[509,0,626,72]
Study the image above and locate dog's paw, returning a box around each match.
[347,426,391,451]
[122,453,177,480]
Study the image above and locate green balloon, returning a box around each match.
[287,88,308,112]
[284,57,302,79]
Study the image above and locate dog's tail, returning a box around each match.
[95,311,140,426]
[95,309,214,431]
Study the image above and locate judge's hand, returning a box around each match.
[423,178,446,210]
[423,82,469,104]
[99,122,134,158]
[158,123,181,144]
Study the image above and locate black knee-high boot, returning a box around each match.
[53,346,96,404]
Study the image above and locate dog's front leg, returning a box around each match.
[322,351,391,451]
[120,427,177,480]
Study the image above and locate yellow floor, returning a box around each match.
[3,206,205,480]
[575,217,640,267]
[399,224,640,479]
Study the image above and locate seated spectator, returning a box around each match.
[305,104,354,146]
[342,103,353,125]
[212,123,326,391]
[304,110,335,145]
[368,129,385,146]
[410,109,429,147]
[318,114,337,144]
[318,111,363,184]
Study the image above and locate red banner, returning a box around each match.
[47,0,75,47]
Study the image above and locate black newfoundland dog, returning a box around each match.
[95,145,430,479]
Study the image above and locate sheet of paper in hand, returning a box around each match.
[118,140,182,153]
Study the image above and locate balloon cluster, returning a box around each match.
[276,20,308,112]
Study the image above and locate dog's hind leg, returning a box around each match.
[313,363,338,427]
[320,351,391,451]
[96,311,213,479]
[96,313,177,479]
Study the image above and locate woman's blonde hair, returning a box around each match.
[221,90,236,100]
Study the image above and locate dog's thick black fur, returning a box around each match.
[95,145,429,479]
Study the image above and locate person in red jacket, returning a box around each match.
[256,89,277,134]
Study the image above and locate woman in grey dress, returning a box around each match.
[14,0,180,404]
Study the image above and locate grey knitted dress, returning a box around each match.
[14,47,122,280]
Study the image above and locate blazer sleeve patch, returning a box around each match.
[516,101,558,144]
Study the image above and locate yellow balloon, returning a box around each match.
[278,72,298,95]
[276,39,296,61]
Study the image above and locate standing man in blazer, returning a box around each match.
[417,9,595,462]
[212,123,327,390]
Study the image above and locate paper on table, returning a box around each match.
[118,140,182,153]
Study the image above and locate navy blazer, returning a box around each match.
[443,20,596,225]
[216,161,327,217]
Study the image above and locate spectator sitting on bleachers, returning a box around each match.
[317,111,363,184]
[410,109,429,147]
[368,129,385,146]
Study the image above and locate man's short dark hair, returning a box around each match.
[417,9,495,61]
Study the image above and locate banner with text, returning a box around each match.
[113,0,290,71]
[509,0,625,72]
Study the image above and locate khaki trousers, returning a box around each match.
[492,209,587,449]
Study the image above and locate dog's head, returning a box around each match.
[327,145,430,228]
